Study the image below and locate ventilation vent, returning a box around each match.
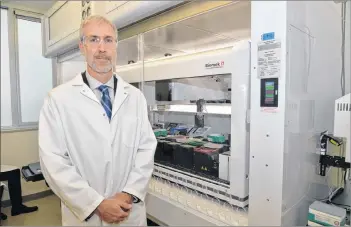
[337,103,351,112]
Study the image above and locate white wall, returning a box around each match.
[282,1,349,225]
[58,60,86,84]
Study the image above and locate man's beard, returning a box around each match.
[90,62,113,73]
[89,55,113,73]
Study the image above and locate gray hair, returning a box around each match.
[79,15,118,41]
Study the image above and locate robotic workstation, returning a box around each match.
[116,41,251,225]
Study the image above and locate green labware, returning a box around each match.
[207,134,226,144]
[154,129,168,137]
[186,139,205,147]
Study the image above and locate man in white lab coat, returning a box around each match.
[38,15,157,226]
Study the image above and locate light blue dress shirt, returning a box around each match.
[85,71,115,104]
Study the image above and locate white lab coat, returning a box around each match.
[38,73,157,226]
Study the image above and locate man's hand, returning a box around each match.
[96,198,132,223]
[113,192,133,205]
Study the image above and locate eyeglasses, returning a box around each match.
[82,35,117,47]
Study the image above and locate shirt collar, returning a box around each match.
[86,70,115,90]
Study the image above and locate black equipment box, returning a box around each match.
[155,140,180,165]
[155,139,165,162]
[193,147,219,178]
[21,162,44,182]
[174,144,196,170]
[163,142,180,164]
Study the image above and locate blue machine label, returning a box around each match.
[261,32,275,41]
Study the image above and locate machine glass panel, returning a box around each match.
[134,9,252,209]
[145,74,232,183]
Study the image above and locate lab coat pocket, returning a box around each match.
[120,116,139,148]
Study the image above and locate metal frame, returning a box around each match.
[1,7,57,132]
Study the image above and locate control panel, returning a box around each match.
[260,78,279,107]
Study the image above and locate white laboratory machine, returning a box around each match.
[334,93,351,163]
[116,41,251,209]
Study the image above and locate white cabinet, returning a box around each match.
[41,1,185,58]
[42,1,107,58]
[105,1,185,29]
[42,1,81,58]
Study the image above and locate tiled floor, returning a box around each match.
[1,195,61,226]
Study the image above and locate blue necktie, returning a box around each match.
[98,85,112,120]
